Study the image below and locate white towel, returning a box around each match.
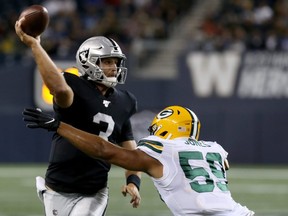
[35,176,46,202]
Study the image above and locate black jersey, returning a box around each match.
[45,72,137,194]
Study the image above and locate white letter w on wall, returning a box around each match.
[186,51,241,97]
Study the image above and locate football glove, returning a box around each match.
[23,108,60,131]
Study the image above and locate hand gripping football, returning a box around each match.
[18,5,49,37]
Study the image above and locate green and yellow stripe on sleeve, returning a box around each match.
[137,139,163,153]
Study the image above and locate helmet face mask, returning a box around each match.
[76,36,127,87]
[148,106,201,140]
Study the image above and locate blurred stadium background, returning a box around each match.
[1,0,288,215]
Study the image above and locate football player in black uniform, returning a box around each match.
[15,19,141,215]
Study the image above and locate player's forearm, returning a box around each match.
[57,122,130,164]
[30,42,73,107]
[30,42,67,94]
[57,122,108,159]
[58,123,144,172]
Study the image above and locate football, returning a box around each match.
[18,5,49,37]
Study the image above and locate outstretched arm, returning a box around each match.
[58,122,154,172]
[23,108,162,175]
[15,18,73,108]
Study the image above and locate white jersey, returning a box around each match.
[137,136,254,216]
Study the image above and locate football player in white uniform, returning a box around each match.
[23,105,255,216]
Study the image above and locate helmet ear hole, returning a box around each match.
[159,131,168,137]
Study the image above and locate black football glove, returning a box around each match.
[23,108,60,131]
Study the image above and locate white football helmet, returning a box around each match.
[76,36,127,87]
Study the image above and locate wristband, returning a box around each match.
[126,174,141,191]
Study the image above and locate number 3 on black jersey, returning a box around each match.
[93,112,115,140]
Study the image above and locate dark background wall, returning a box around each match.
[1,50,287,164]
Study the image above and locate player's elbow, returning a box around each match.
[52,85,71,97]
[52,86,73,107]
